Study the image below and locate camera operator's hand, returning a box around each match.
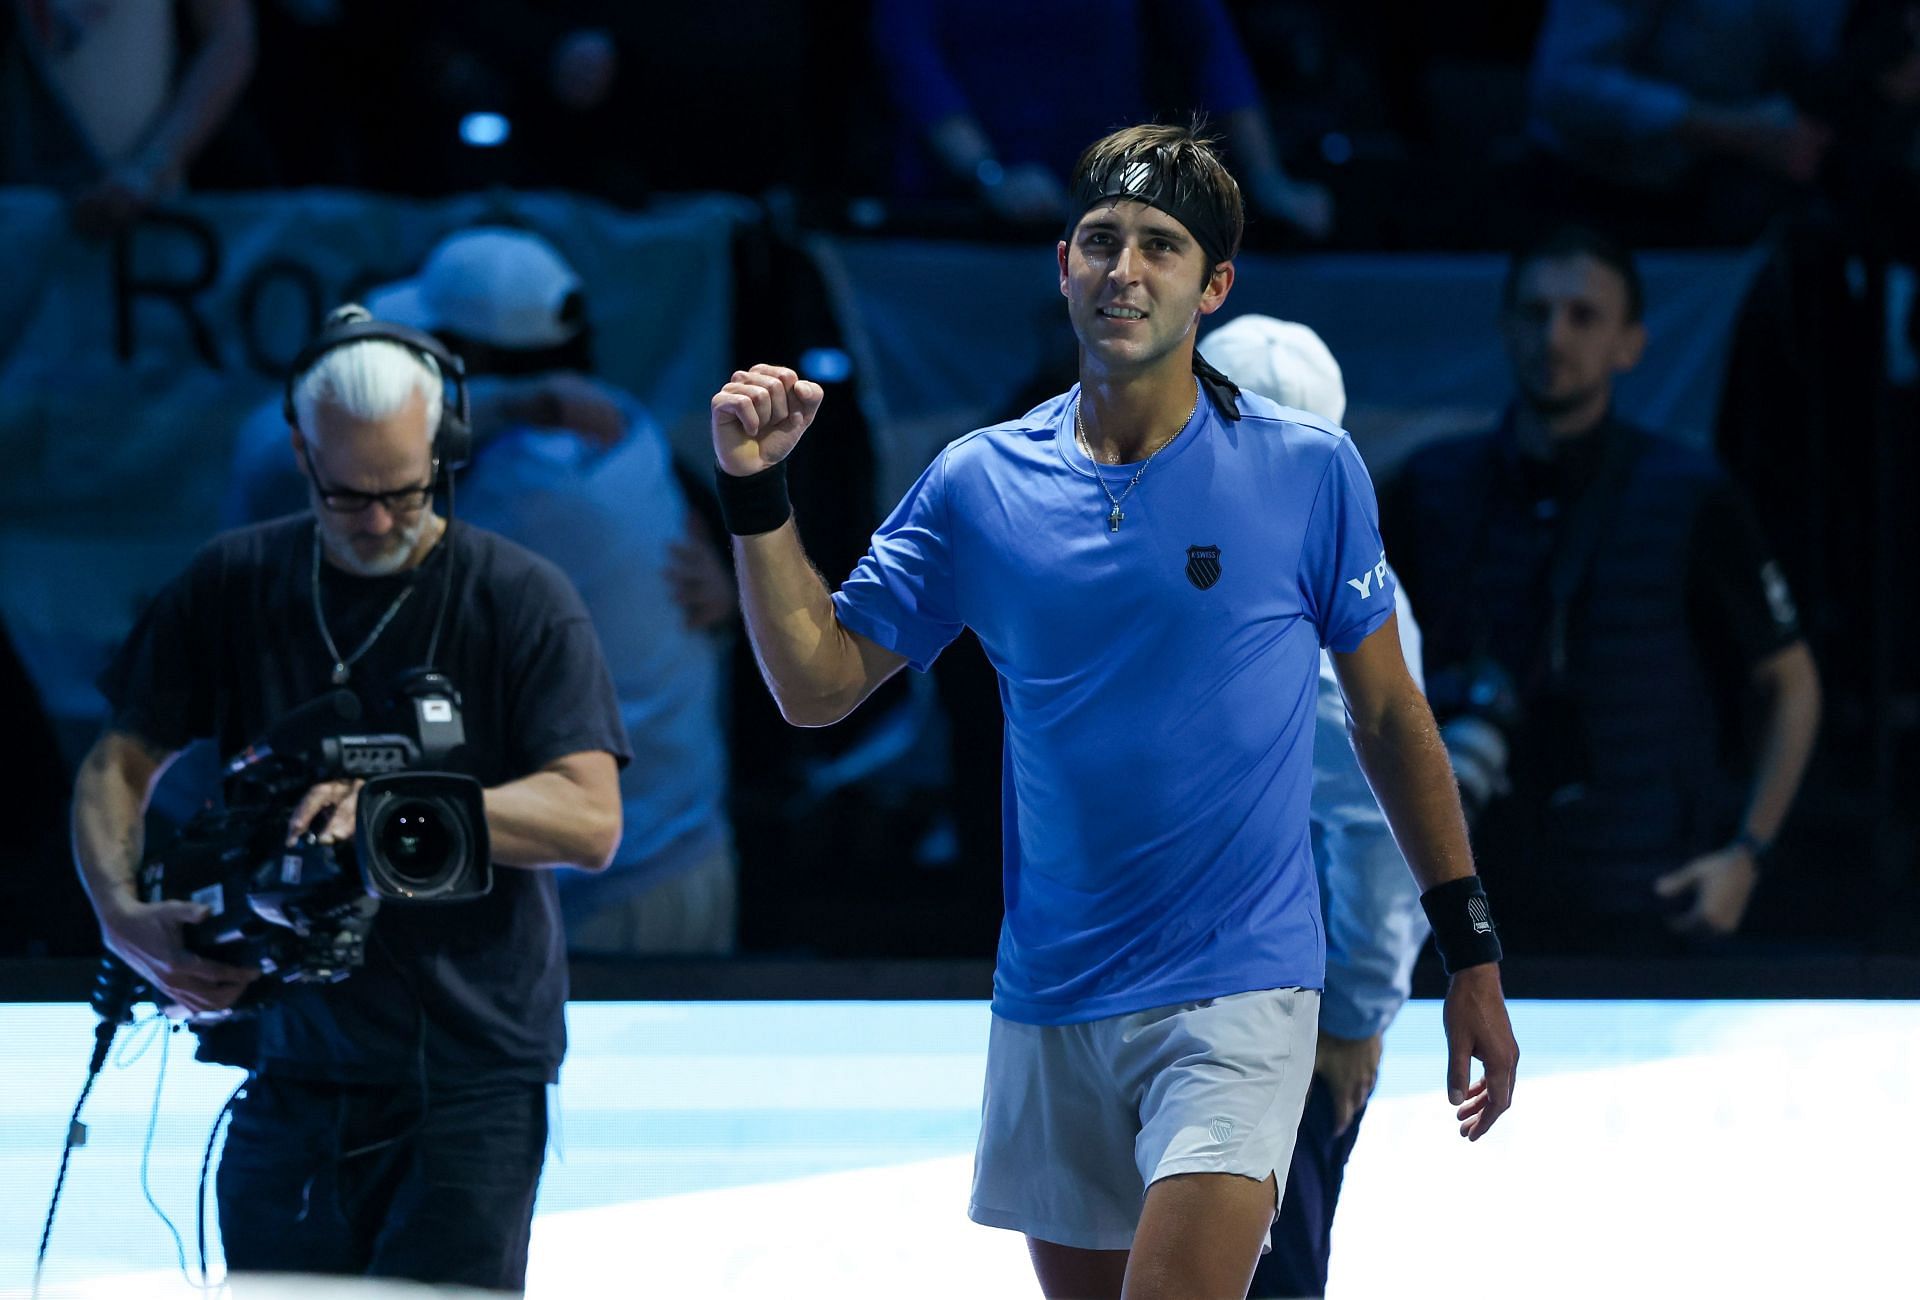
[287,778,366,847]
[101,899,258,1016]
[1654,844,1758,935]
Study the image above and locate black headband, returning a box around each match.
[1064,148,1243,420]
[1064,145,1235,271]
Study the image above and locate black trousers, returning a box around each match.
[1249,1076,1366,1300]
[216,1074,548,1294]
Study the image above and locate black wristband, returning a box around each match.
[1420,875,1503,975]
[715,461,793,536]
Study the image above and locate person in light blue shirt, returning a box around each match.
[708,123,1517,1299]
[224,227,736,953]
[1200,313,1431,1299]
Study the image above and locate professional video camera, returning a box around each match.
[1425,655,1524,826]
[139,671,491,1003]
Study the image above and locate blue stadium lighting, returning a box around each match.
[799,347,853,384]
[460,113,512,149]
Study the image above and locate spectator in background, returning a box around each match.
[872,0,1333,238]
[228,227,739,955]
[1201,316,1429,1300]
[1525,0,1853,242]
[1386,227,1822,955]
[1,0,255,237]
[228,1,633,198]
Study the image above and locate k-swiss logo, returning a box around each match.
[1468,896,1493,935]
[1186,544,1222,590]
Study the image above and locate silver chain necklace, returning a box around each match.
[1073,382,1200,532]
[311,524,420,686]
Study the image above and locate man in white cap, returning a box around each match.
[1201,314,1430,1300]
[226,225,738,954]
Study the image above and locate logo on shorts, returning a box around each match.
[1186,545,1222,590]
[1209,1117,1236,1144]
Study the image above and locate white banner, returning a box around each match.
[0,188,748,741]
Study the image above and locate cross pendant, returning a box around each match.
[1107,505,1124,533]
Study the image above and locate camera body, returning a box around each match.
[140,676,491,999]
[1426,655,1524,825]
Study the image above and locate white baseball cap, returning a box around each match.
[1199,315,1346,426]
[366,227,584,350]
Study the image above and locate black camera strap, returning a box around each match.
[1538,425,1645,691]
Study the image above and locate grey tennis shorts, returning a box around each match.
[968,986,1320,1252]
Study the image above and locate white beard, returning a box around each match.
[321,515,432,577]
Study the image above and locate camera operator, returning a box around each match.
[1385,227,1822,955]
[70,306,628,1292]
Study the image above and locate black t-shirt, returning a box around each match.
[1389,421,1803,679]
[1506,429,1803,673]
[100,515,630,1084]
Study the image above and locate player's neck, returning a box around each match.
[1077,358,1200,465]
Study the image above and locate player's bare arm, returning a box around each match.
[712,364,907,726]
[1333,615,1520,1140]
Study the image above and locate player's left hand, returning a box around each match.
[286,778,366,847]
[1443,963,1518,1141]
[1653,844,1758,935]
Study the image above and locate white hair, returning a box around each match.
[291,305,444,446]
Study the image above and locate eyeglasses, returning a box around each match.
[301,455,437,515]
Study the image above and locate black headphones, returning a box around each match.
[282,314,474,472]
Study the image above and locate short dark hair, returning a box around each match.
[1067,119,1245,269]
[1502,225,1645,323]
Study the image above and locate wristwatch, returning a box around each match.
[1730,829,1774,870]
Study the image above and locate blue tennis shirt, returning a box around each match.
[832,386,1396,1024]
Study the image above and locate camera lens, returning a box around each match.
[356,776,488,903]
[376,800,456,887]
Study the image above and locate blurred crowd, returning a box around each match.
[6,0,1919,250]
[3,0,1918,970]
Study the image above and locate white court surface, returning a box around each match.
[5,999,1917,1299]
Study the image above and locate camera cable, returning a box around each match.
[135,1020,199,1289]
[33,961,145,1297]
[339,934,431,1165]
[32,1035,110,1299]
[193,1081,242,1293]
[424,469,458,671]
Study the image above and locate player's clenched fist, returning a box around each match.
[712,364,825,478]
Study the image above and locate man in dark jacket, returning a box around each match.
[1386,227,1821,954]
